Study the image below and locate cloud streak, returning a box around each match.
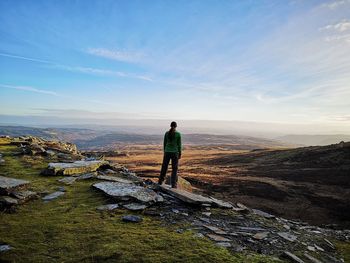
[0,84,58,96]
[86,48,144,63]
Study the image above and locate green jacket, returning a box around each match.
[163,131,182,154]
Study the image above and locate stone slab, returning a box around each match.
[0,176,29,194]
[43,160,109,176]
[42,191,65,201]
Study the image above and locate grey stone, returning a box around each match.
[0,196,19,205]
[324,238,335,250]
[282,251,305,263]
[155,194,164,202]
[304,253,324,263]
[0,176,29,194]
[58,176,77,185]
[160,185,216,205]
[209,197,233,209]
[216,242,232,248]
[97,175,134,184]
[278,232,297,242]
[11,190,37,201]
[238,226,266,232]
[204,225,227,235]
[77,173,96,180]
[96,204,119,211]
[307,246,316,252]
[206,234,231,242]
[57,186,66,192]
[0,244,11,252]
[93,182,158,203]
[43,160,109,176]
[122,215,143,223]
[314,244,325,252]
[253,232,269,240]
[123,203,147,211]
[202,212,211,217]
[194,233,205,238]
[252,209,275,219]
[42,191,65,201]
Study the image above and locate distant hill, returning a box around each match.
[277,134,350,146]
[0,125,288,150]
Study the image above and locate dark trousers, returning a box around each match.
[159,152,179,187]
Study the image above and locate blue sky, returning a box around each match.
[0,0,350,131]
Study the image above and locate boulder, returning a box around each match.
[11,190,37,202]
[165,176,192,192]
[43,160,109,176]
[93,182,158,203]
[0,176,29,195]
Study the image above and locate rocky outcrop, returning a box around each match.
[43,160,109,176]
[166,176,192,192]
[0,176,29,195]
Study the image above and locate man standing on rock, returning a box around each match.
[158,121,182,188]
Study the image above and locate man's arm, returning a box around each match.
[163,132,167,151]
[177,133,182,158]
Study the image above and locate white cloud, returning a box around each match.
[86,48,144,63]
[0,84,58,96]
[320,20,350,32]
[322,0,350,10]
[0,52,52,64]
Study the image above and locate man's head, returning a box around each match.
[170,121,177,128]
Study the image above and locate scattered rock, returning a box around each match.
[282,251,305,263]
[123,203,147,211]
[0,196,19,206]
[77,173,96,180]
[97,175,134,184]
[209,197,233,209]
[278,232,297,242]
[0,176,29,195]
[202,212,211,217]
[93,182,159,203]
[96,204,119,211]
[252,209,275,219]
[204,225,228,235]
[216,242,232,248]
[253,232,269,240]
[304,253,323,263]
[194,233,205,238]
[11,190,37,202]
[57,186,66,192]
[324,238,335,250]
[43,160,109,176]
[122,215,143,223]
[206,234,231,242]
[42,191,65,201]
[307,246,316,252]
[58,177,77,185]
[237,227,266,232]
[0,244,11,252]
[314,244,324,252]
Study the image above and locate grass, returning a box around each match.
[0,143,281,263]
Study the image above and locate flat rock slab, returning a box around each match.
[122,215,143,223]
[278,232,298,242]
[123,203,147,211]
[11,190,37,201]
[283,251,305,263]
[0,176,29,194]
[204,225,228,235]
[77,173,96,180]
[0,244,12,252]
[0,196,19,206]
[42,191,65,201]
[253,232,269,240]
[97,175,134,184]
[209,197,233,209]
[252,209,275,219]
[93,182,158,203]
[43,160,109,176]
[96,204,119,211]
[58,177,77,185]
[206,234,231,242]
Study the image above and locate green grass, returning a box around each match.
[336,241,350,263]
[0,144,281,262]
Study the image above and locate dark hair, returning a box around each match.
[168,121,177,141]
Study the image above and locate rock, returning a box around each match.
[278,232,297,242]
[304,253,324,263]
[58,177,77,185]
[0,196,19,206]
[204,225,227,235]
[0,244,11,252]
[237,227,266,232]
[0,176,29,195]
[11,190,37,201]
[209,197,233,209]
[42,191,65,201]
[206,234,231,242]
[122,215,143,223]
[202,212,211,217]
[43,160,109,176]
[252,209,275,219]
[123,203,147,211]
[155,194,164,202]
[232,203,250,212]
[165,176,192,192]
[314,244,324,252]
[159,185,213,205]
[216,242,232,248]
[324,238,335,250]
[96,175,134,184]
[57,187,66,192]
[93,182,158,203]
[253,232,269,240]
[96,204,119,211]
[282,251,305,263]
[307,246,316,252]
[77,173,96,180]
[27,143,46,155]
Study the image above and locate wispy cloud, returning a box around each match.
[322,0,350,10]
[86,48,144,63]
[0,84,58,96]
[0,52,52,64]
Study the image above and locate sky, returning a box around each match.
[0,0,350,134]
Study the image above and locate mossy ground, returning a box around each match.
[0,142,282,262]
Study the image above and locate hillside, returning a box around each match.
[277,135,350,146]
